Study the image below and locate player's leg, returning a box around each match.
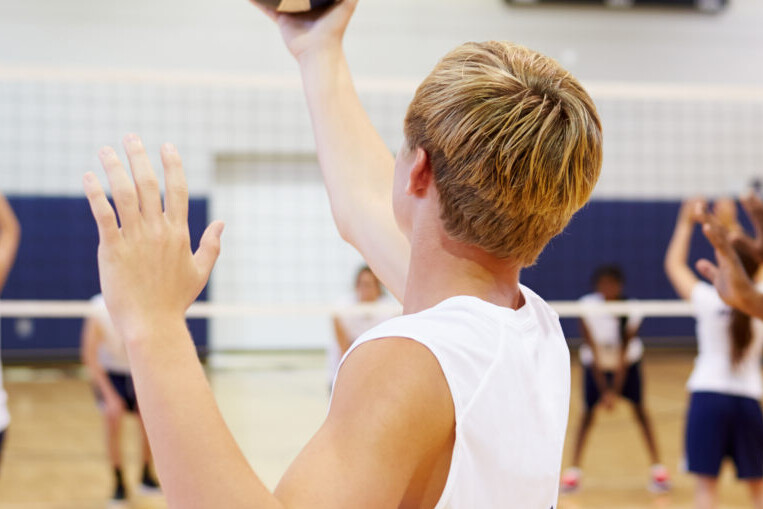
[746,479,763,509]
[729,396,763,508]
[561,366,600,493]
[136,414,161,493]
[686,392,727,509]
[105,408,123,470]
[125,374,161,495]
[0,428,8,472]
[100,374,128,503]
[623,362,670,491]
[695,476,719,509]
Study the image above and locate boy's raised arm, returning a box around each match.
[252,0,410,301]
[82,136,448,509]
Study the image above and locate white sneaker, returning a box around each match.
[560,467,582,494]
[648,464,671,493]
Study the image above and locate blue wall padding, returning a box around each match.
[522,199,749,340]
[0,197,743,360]
[1,196,208,361]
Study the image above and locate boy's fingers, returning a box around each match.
[161,143,189,225]
[123,134,163,221]
[98,146,140,232]
[83,172,121,245]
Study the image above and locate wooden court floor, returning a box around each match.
[0,352,755,508]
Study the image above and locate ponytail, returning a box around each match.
[729,249,759,367]
[730,308,753,366]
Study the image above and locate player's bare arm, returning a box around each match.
[580,319,610,400]
[83,136,453,509]
[332,316,352,355]
[613,324,639,396]
[81,318,125,417]
[731,192,763,264]
[0,191,21,291]
[665,199,703,300]
[251,0,410,301]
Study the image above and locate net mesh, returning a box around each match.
[0,68,761,356]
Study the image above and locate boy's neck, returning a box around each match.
[402,228,524,315]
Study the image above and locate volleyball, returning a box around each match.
[255,0,340,13]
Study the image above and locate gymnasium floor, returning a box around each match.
[0,351,754,508]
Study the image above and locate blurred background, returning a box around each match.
[0,0,762,507]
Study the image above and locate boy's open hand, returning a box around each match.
[250,0,357,62]
[83,134,224,342]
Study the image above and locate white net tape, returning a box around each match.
[0,299,694,318]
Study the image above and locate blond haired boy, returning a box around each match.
[82,1,602,507]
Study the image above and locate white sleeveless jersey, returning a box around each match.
[339,286,570,509]
[578,293,644,369]
[688,282,763,399]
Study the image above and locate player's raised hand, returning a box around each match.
[695,203,763,319]
[677,197,705,225]
[249,0,358,62]
[83,134,224,342]
[731,191,763,263]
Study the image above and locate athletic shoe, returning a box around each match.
[108,483,128,508]
[139,475,162,496]
[648,464,671,493]
[560,467,582,494]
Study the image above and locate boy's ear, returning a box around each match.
[406,147,433,197]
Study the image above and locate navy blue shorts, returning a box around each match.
[584,361,642,409]
[94,372,139,413]
[686,391,763,479]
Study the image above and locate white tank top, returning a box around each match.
[339,286,570,509]
[578,293,644,369]
[90,295,131,374]
[688,282,763,399]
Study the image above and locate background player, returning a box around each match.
[562,265,669,494]
[81,294,161,505]
[0,192,20,470]
[328,266,395,389]
[666,198,763,509]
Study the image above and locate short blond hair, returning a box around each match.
[404,41,602,266]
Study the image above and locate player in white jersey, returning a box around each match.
[666,199,763,509]
[0,192,20,471]
[561,265,669,494]
[80,1,602,506]
[328,266,396,388]
[81,295,160,505]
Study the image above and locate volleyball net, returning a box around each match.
[0,67,761,361]
[0,298,700,364]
